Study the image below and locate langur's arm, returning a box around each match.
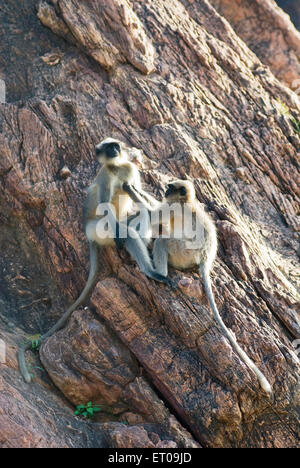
[97,172,125,248]
[98,171,112,204]
[123,184,171,233]
[83,183,99,222]
[123,183,159,211]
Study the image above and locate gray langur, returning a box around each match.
[123,179,273,397]
[18,138,173,383]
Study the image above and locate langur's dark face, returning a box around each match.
[165,184,187,199]
[95,142,121,160]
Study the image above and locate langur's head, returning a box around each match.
[165,180,195,203]
[95,138,126,164]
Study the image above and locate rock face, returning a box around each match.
[37,0,156,74]
[213,0,300,88]
[0,0,299,448]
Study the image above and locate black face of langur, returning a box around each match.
[165,184,187,201]
[95,142,121,160]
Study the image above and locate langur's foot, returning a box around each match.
[148,272,177,289]
[166,278,178,289]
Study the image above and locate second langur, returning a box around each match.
[123,179,273,397]
[18,138,173,383]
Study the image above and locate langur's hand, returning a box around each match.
[123,182,139,194]
[123,182,132,193]
[122,183,141,206]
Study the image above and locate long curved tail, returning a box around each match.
[200,264,272,397]
[18,341,33,383]
[18,242,99,383]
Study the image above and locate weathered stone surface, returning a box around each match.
[0,0,299,448]
[38,0,156,74]
[213,0,300,88]
[0,340,106,448]
[0,346,187,448]
[39,309,199,446]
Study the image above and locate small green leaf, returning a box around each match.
[74,402,103,419]
[76,405,85,410]
[31,339,40,351]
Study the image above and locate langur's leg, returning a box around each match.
[128,209,151,246]
[125,230,173,286]
[153,238,169,277]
